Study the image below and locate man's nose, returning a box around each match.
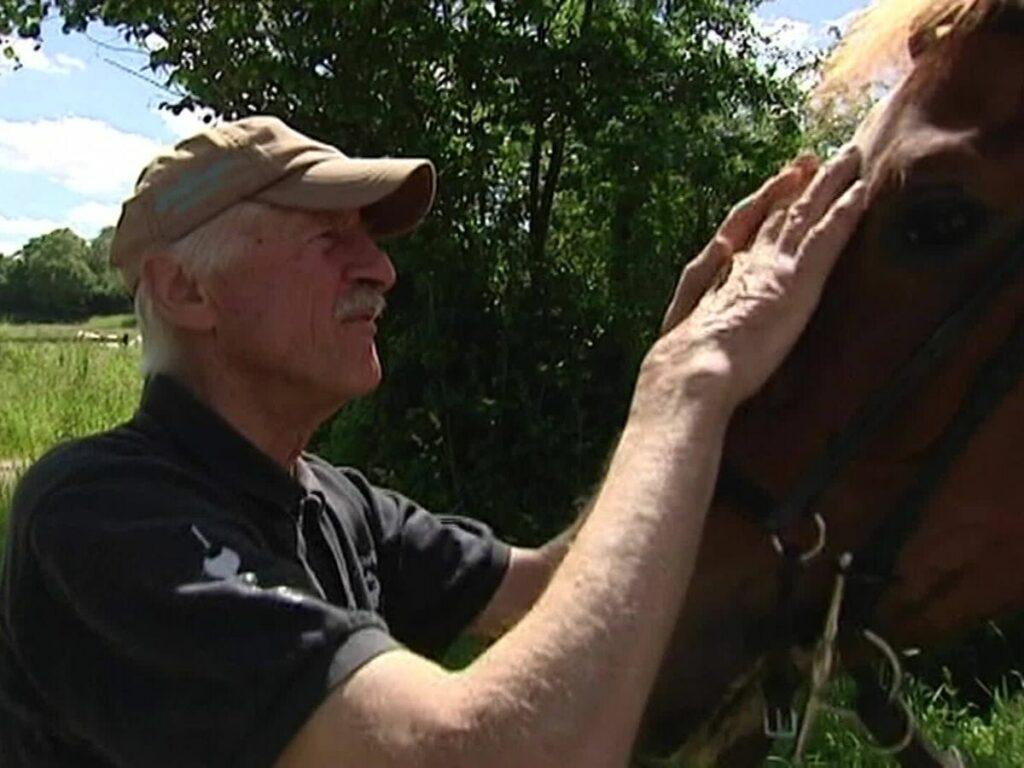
[346,236,397,293]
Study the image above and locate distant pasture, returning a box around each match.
[0,317,143,553]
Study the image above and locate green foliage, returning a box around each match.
[3,0,810,541]
[4,4,806,525]
[764,675,1024,768]
[0,0,44,40]
[632,673,1024,766]
[2,229,95,317]
[804,89,876,157]
[0,227,131,321]
[83,226,130,313]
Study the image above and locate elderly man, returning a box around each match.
[0,116,864,767]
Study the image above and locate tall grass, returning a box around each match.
[0,337,142,554]
[635,674,1024,766]
[0,341,142,460]
[768,675,1024,767]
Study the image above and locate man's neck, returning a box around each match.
[166,362,332,471]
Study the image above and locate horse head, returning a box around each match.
[642,1,1024,763]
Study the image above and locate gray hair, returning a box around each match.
[134,201,273,376]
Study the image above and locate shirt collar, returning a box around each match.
[136,373,308,510]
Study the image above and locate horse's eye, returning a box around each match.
[894,189,989,265]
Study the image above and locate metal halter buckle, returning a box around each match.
[792,553,852,762]
[763,705,799,740]
[771,513,827,564]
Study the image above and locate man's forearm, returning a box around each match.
[455,399,730,767]
[277,151,865,768]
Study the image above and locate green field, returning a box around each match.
[0,339,141,460]
[0,313,137,342]
[0,318,1022,766]
[0,323,142,555]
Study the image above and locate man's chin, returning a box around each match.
[344,357,383,399]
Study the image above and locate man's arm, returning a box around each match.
[470,500,591,639]
[279,405,729,768]
[276,147,867,768]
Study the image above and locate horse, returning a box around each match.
[640,0,1024,764]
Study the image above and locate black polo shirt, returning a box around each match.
[0,375,510,768]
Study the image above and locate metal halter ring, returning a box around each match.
[826,695,916,757]
[862,629,904,702]
[771,513,827,564]
[871,696,916,756]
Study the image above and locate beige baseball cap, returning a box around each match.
[110,115,436,291]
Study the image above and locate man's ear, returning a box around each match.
[142,251,217,332]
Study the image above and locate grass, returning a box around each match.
[0,341,142,460]
[766,675,1024,767]
[0,313,136,342]
[1,318,1023,766]
[635,673,1024,767]
[0,318,143,553]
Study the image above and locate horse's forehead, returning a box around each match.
[863,31,1024,189]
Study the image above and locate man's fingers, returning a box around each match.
[719,161,816,253]
[661,237,731,334]
[797,180,869,283]
[659,154,824,334]
[778,145,862,255]
[756,207,790,246]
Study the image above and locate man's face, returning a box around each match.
[204,205,397,406]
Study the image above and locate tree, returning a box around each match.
[0,254,10,314]
[85,226,132,314]
[1,228,96,319]
[2,0,807,541]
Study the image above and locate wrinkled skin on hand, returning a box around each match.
[634,147,867,425]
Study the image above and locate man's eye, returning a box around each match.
[313,231,340,245]
[891,188,989,266]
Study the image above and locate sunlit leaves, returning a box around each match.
[0,0,805,539]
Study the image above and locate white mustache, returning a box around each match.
[334,287,387,321]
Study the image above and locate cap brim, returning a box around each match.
[254,157,436,238]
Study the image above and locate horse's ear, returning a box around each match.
[907,5,971,60]
[908,25,935,58]
[909,22,937,58]
[907,17,954,59]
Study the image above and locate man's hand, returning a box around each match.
[274,147,869,768]
[638,146,867,422]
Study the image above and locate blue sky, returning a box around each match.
[0,0,868,256]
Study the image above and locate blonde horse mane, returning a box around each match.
[818,0,1002,97]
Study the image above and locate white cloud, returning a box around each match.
[156,106,219,140]
[0,213,64,255]
[67,202,120,233]
[0,37,86,75]
[751,11,862,85]
[753,12,858,56]
[54,53,86,72]
[0,241,22,257]
[0,116,164,197]
[829,11,861,36]
[755,15,818,54]
[143,32,169,53]
[0,204,120,255]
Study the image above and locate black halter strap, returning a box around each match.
[843,296,1024,628]
[717,225,1024,543]
[716,230,1024,764]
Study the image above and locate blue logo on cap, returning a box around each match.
[154,156,238,217]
